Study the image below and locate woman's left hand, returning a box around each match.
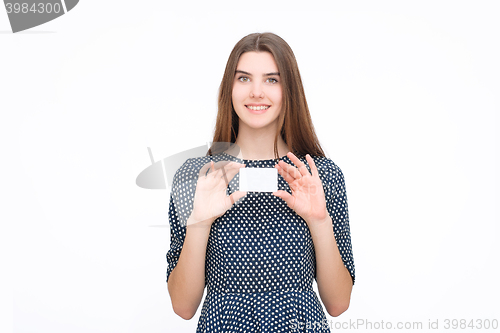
[273,152,329,227]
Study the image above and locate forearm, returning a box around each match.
[308,215,353,317]
[167,218,212,319]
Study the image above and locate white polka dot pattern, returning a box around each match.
[166,153,355,332]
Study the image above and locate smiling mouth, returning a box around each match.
[246,105,270,111]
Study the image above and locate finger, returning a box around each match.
[286,152,310,177]
[212,163,242,190]
[198,160,213,178]
[214,160,244,167]
[221,161,245,173]
[212,160,232,170]
[221,163,246,185]
[229,190,247,206]
[210,167,222,179]
[278,159,302,180]
[216,161,244,172]
[306,154,318,178]
[209,161,216,175]
[220,163,242,184]
[275,164,296,189]
[220,166,229,184]
[272,190,295,209]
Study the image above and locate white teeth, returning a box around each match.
[247,105,270,111]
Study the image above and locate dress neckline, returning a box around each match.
[220,151,290,163]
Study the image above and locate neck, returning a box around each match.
[232,121,289,160]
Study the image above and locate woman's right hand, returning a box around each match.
[188,160,247,227]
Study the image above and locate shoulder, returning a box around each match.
[308,155,346,198]
[171,155,213,186]
[309,155,344,180]
[177,155,212,171]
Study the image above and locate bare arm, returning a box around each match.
[167,160,246,320]
[308,215,353,317]
[273,153,354,317]
[167,219,212,320]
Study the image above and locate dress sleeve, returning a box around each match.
[325,162,356,285]
[166,158,197,283]
[166,193,186,283]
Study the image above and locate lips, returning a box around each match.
[246,105,270,110]
[245,105,270,114]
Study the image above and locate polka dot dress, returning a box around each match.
[167,152,355,332]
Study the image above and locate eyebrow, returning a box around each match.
[235,70,280,76]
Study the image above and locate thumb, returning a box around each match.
[272,190,294,207]
[229,191,247,206]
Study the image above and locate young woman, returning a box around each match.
[166,32,355,332]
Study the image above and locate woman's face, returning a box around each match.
[232,51,283,132]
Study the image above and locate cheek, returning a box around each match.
[232,85,245,104]
[270,88,283,106]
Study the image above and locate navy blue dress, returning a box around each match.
[166,152,355,332]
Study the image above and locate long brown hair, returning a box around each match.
[208,32,325,162]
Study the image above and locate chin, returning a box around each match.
[244,121,275,130]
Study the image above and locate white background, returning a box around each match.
[2,1,499,332]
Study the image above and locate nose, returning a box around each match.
[250,82,264,99]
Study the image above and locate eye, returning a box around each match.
[267,78,278,84]
[238,76,250,82]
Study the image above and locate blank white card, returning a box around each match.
[239,168,278,192]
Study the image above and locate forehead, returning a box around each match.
[236,51,278,73]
